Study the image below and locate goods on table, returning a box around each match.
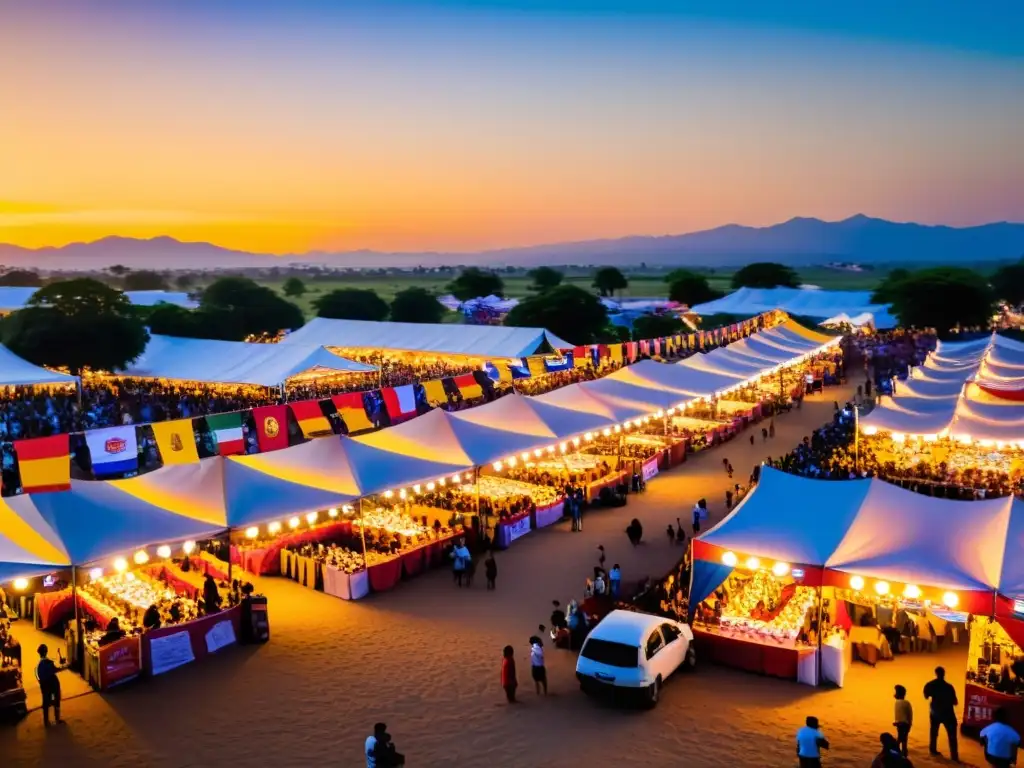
[966,617,1024,695]
[471,476,562,507]
[707,570,817,645]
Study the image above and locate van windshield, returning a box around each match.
[580,639,638,668]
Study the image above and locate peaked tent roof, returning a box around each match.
[532,383,652,422]
[699,468,1021,593]
[449,393,616,446]
[13,481,228,565]
[690,286,897,328]
[0,496,71,581]
[0,344,78,387]
[109,459,228,528]
[611,359,744,399]
[278,317,573,358]
[122,334,374,387]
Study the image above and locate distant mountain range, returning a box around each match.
[0,215,1021,271]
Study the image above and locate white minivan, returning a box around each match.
[575,609,695,707]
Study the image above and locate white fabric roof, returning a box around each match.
[691,286,897,329]
[862,334,1024,442]
[700,467,1022,592]
[0,344,78,387]
[279,317,573,357]
[122,334,374,386]
[0,287,196,312]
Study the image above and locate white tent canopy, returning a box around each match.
[0,344,78,387]
[279,317,572,358]
[121,335,374,387]
[691,287,897,329]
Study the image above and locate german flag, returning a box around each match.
[422,379,449,406]
[453,373,483,401]
[573,346,590,368]
[332,392,374,434]
[288,399,333,438]
[14,434,71,494]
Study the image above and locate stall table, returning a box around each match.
[962,683,1024,736]
[532,499,565,530]
[694,628,817,684]
[494,510,532,549]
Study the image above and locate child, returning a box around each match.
[666,523,675,544]
[501,645,517,703]
[893,684,913,757]
[529,635,547,695]
[484,552,497,591]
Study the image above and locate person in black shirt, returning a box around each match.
[142,604,161,631]
[98,617,126,647]
[35,644,64,726]
[923,666,959,762]
[203,574,222,615]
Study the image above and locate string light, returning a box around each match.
[426,482,436,491]
[384,490,394,499]
[183,540,196,555]
[850,575,865,590]
[245,526,260,539]
[13,578,28,591]
[133,550,149,565]
[451,474,461,484]
[306,511,318,524]
[113,557,129,573]
[156,545,172,559]
[289,517,301,529]
[772,562,790,577]
[398,489,407,500]
[874,581,890,596]
[744,557,760,570]
[412,485,421,494]
[493,461,503,471]
[268,522,282,534]
[903,585,921,599]
[328,508,339,518]
[438,477,446,487]
[721,551,738,567]
[89,567,103,581]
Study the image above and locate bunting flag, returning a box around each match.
[572,346,590,368]
[527,357,547,378]
[206,412,245,456]
[653,338,662,356]
[86,425,139,477]
[454,373,483,400]
[332,392,374,433]
[252,405,289,452]
[610,344,624,365]
[289,399,333,438]
[152,418,200,465]
[422,379,449,406]
[627,342,639,363]
[544,355,572,373]
[382,384,418,423]
[14,434,71,494]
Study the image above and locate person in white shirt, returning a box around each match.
[795,716,829,768]
[529,635,548,695]
[981,708,1020,768]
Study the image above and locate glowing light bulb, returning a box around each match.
[268,522,282,534]
[13,578,28,591]
[134,550,149,565]
[772,562,790,577]
[113,557,129,573]
[903,585,921,599]
[412,485,421,494]
[438,477,446,487]
[559,442,567,453]
[426,482,436,491]
[245,526,260,539]
[506,458,516,468]
[384,490,394,499]
[493,461,503,471]
[534,449,543,457]
[874,580,890,596]
[306,511,318,524]
[584,432,593,441]
[942,591,959,608]
[520,452,530,461]
[288,517,300,529]
[156,545,172,559]
[602,429,611,437]
[722,551,738,567]
[745,557,760,571]
[89,567,103,581]
[328,507,339,517]
[452,474,461,483]
[850,575,865,591]
[183,540,196,555]
[572,437,580,447]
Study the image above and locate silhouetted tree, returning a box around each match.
[666,270,722,306]
[123,270,169,291]
[592,267,628,297]
[0,269,42,287]
[527,266,564,292]
[991,261,1024,307]
[390,286,444,323]
[730,262,800,289]
[886,267,995,334]
[313,288,389,321]
[505,285,608,344]
[447,267,504,301]
[282,277,307,298]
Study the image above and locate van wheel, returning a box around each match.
[684,646,697,671]
[645,677,661,708]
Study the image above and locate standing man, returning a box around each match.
[923,666,959,762]
[980,708,1020,768]
[35,644,64,726]
[795,715,830,768]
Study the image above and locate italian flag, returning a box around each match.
[207,412,245,455]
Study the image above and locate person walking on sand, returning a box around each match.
[923,666,959,762]
[529,636,547,696]
[980,707,1020,768]
[769,420,775,438]
[795,715,829,768]
[666,522,675,544]
[35,643,65,727]
[451,538,471,588]
[893,684,913,757]
[675,519,687,546]
[501,645,517,703]
[597,545,606,569]
[609,564,621,599]
[762,427,768,442]
[484,551,497,590]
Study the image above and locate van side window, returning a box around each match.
[661,623,681,643]
[645,629,664,659]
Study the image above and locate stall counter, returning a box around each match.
[693,628,818,685]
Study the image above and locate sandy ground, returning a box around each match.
[7,383,991,767]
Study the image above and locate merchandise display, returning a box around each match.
[698,570,818,647]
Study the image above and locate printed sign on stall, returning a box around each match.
[205,620,237,654]
[99,636,141,689]
[149,630,195,675]
[642,457,660,482]
[507,514,532,543]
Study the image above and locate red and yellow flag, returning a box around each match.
[252,405,289,453]
[453,373,483,400]
[15,434,71,494]
[151,418,200,465]
[422,379,449,406]
[331,392,374,434]
[288,399,333,438]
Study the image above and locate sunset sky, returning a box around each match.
[2,1,1022,254]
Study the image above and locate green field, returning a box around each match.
[247,266,889,318]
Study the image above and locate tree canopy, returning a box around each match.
[666,270,722,306]
[122,269,170,291]
[2,278,149,374]
[592,267,628,297]
[991,261,1024,307]
[313,288,389,321]
[631,313,684,342]
[870,268,911,304]
[527,266,564,292]
[504,284,609,344]
[200,276,305,338]
[174,273,196,290]
[447,267,504,301]
[0,269,42,287]
[885,267,995,334]
[730,262,800,289]
[282,277,307,298]
[390,286,444,323]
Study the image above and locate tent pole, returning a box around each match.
[358,497,369,570]
[71,565,83,673]
[474,467,483,541]
[226,529,233,584]
[854,405,860,474]
[815,583,824,687]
